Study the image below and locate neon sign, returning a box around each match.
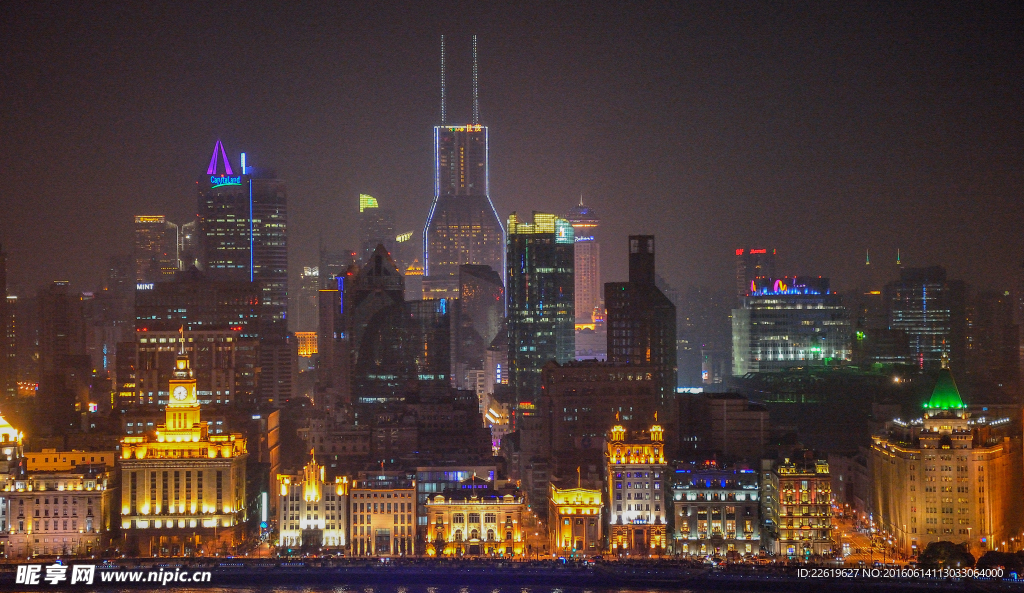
[136,283,154,291]
[210,175,242,187]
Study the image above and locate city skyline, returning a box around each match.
[1,3,1021,297]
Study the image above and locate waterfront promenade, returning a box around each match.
[0,558,1019,591]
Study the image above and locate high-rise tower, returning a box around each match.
[423,35,505,297]
[566,200,601,323]
[197,140,288,331]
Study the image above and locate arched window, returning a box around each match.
[505,531,512,541]
[486,529,495,541]
[470,529,479,540]
[454,529,463,542]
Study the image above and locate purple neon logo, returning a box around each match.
[207,140,234,175]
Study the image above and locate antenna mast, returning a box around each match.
[472,34,480,124]
[440,35,447,124]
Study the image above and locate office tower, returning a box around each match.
[134,269,261,338]
[672,462,761,557]
[295,266,320,332]
[885,266,967,374]
[318,246,357,289]
[133,330,258,407]
[196,140,288,329]
[133,216,179,284]
[358,194,396,261]
[276,457,350,550]
[197,140,250,279]
[540,360,659,457]
[506,212,575,414]
[134,270,261,407]
[607,420,668,555]
[735,248,777,301]
[425,476,527,557]
[404,298,452,388]
[677,286,732,386]
[393,231,417,277]
[178,220,200,270]
[870,370,1022,557]
[36,281,89,435]
[566,200,601,323]
[404,259,424,301]
[423,36,505,297]
[338,245,406,405]
[760,455,834,558]
[732,277,851,375]
[120,344,249,557]
[966,290,1019,391]
[606,236,677,416]
[0,245,14,399]
[453,264,504,390]
[249,166,289,332]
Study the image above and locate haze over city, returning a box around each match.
[1,1,1021,295]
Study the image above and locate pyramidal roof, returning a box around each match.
[924,369,965,410]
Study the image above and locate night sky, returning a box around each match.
[1,2,1021,297]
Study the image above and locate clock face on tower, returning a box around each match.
[172,385,189,402]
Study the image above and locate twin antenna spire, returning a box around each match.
[440,34,480,125]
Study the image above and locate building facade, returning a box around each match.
[119,341,248,556]
[885,266,967,375]
[425,476,525,557]
[606,236,677,420]
[276,457,349,550]
[671,462,760,557]
[607,421,668,555]
[761,456,833,558]
[870,370,1023,557]
[506,212,575,417]
[549,484,603,556]
[732,276,851,375]
[3,467,115,558]
[349,474,417,556]
[134,215,179,284]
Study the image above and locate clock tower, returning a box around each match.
[165,334,201,434]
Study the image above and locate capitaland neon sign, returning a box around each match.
[210,175,242,187]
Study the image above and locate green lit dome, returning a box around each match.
[923,369,965,410]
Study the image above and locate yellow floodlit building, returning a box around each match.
[277,455,349,550]
[120,337,248,556]
[350,474,417,556]
[870,370,1023,557]
[425,476,526,558]
[549,484,603,555]
[607,420,668,555]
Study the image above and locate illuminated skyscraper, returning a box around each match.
[197,140,288,331]
[884,266,967,374]
[506,212,574,414]
[731,276,851,375]
[358,194,396,261]
[133,215,179,284]
[423,35,505,296]
[566,200,601,323]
